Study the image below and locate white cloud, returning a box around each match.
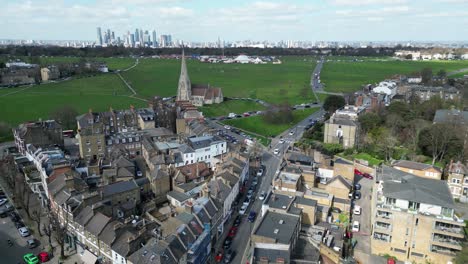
[329,0,407,6]
[336,5,409,16]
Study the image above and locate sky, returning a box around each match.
[1,0,468,42]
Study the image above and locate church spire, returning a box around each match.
[176,48,191,101]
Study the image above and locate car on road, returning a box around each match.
[223,237,233,249]
[224,250,234,263]
[352,221,360,232]
[215,252,224,263]
[19,227,30,237]
[247,190,253,199]
[278,139,285,144]
[224,125,231,130]
[0,198,8,206]
[239,204,248,215]
[15,221,25,229]
[354,183,361,190]
[353,205,362,215]
[273,148,280,155]
[228,227,238,238]
[243,198,250,206]
[259,191,266,200]
[289,131,295,136]
[4,203,13,211]
[256,168,264,177]
[38,252,50,263]
[23,253,39,264]
[354,191,362,200]
[248,211,256,222]
[9,212,20,222]
[362,173,374,180]
[252,178,258,186]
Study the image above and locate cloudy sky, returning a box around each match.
[1,0,468,42]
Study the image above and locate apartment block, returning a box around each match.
[371,166,465,264]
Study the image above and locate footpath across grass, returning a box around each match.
[199,100,266,118]
[222,108,319,138]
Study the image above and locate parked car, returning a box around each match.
[224,125,231,130]
[352,221,360,232]
[9,212,20,222]
[362,173,374,180]
[259,191,266,200]
[354,191,362,200]
[224,250,234,263]
[15,221,25,229]
[248,211,257,222]
[0,198,8,206]
[38,252,50,263]
[18,227,30,237]
[289,131,295,136]
[239,204,248,215]
[223,237,233,249]
[273,148,280,155]
[278,139,285,144]
[243,198,251,206]
[4,203,13,211]
[23,253,39,264]
[228,227,238,238]
[233,215,242,227]
[215,252,224,263]
[27,239,37,249]
[354,183,361,190]
[353,205,362,215]
[256,168,264,177]
[354,169,363,176]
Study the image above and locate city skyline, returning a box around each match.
[1,0,468,42]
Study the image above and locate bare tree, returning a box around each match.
[30,210,42,236]
[419,123,456,165]
[50,213,67,259]
[42,221,53,246]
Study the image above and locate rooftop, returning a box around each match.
[392,160,441,172]
[254,211,300,245]
[102,180,138,198]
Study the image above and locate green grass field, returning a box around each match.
[122,56,317,105]
[222,108,319,137]
[199,100,265,118]
[321,60,468,93]
[0,74,145,125]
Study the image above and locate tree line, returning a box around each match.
[0,45,398,58]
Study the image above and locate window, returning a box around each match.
[405,228,409,235]
[87,148,91,153]
[386,197,396,205]
[464,178,468,184]
[404,241,407,247]
[452,178,461,184]
[415,218,419,226]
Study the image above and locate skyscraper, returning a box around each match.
[139,29,144,43]
[135,29,139,44]
[130,34,135,47]
[152,30,157,48]
[97,27,103,46]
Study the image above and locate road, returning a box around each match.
[352,173,375,264]
[311,56,325,92]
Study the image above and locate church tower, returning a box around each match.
[176,49,192,101]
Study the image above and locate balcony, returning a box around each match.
[432,235,463,251]
[373,232,391,243]
[431,245,460,256]
[434,224,465,238]
[376,211,392,222]
[374,222,392,233]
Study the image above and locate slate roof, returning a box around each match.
[75,206,94,226]
[448,161,467,175]
[188,135,223,150]
[102,180,138,197]
[167,191,191,203]
[254,211,300,244]
[266,193,294,210]
[99,221,120,245]
[287,152,313,165]
[381,165,454,208]
[85,212,110,236]
[294,196,317,207]
[433,109,468,125]
[334,158,352,165]
[128,238,177,264]
[392,160,441,172]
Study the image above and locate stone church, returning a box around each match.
[176,50,224,106]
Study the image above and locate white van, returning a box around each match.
[352,221,360,232]
[353,205,362,215]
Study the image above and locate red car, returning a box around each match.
[362,173,374,180]
[38,252,50,262]
[215,252,223,263]
[228,227,238,237]
[354,169,363,176]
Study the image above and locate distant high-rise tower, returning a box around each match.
[152,30,157,48]
[135,29,139,44]
[130,34,135,47]
[97,27,103,46]
[139,29,144,43]
[176,49,191,101]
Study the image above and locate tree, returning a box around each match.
[0,62,5,68]
[0,121,12,141]
[323,95,345,114]
[418,123,460,165]
[49,105,78,130]
[50,213,67,259]
[30,210,43,236]
[454,244,468,264]
[421,67,433,85]
[358,112,383,133]
[42,221,53,246]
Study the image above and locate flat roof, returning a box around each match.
[254,211,300,245]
